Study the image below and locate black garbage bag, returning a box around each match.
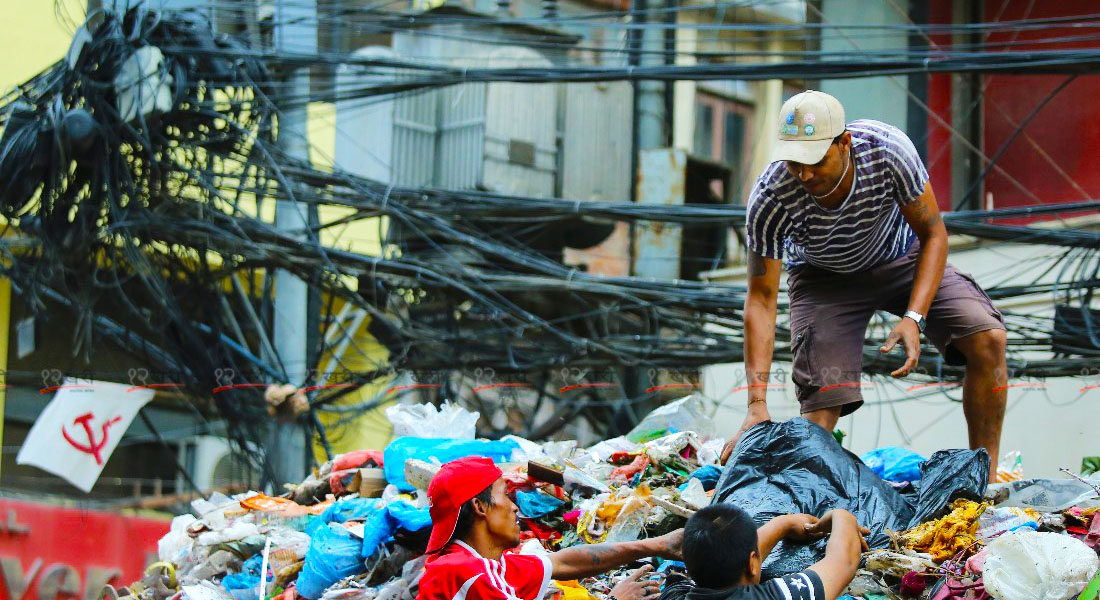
[712,418,988,578]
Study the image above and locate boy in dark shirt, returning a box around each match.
[661,505,868,600]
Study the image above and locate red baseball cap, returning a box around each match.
[425,456,503,553]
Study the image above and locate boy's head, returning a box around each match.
[682,504,762,588]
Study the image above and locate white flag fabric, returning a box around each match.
[17,378,155,492]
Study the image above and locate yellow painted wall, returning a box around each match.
[0,0,84,92]
[0,3,395,462]
[311,299,396,462]
[0,0,85,478]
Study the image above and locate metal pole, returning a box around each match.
[635,0,667,151]
[268,0,317,488]
[624,0,670,430]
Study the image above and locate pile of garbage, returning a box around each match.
[117,397,1100,600]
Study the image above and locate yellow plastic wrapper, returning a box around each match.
[899,499,988,562]
[554,580,595,600]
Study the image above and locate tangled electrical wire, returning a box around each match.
[0,5,1098,466]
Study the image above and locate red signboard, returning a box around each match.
[0,498,169,600]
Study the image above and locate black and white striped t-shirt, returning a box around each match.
[746,119,929,274]
[661,570,825,600]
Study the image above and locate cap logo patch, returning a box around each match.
[785,112,795,124]
[803,124,815,136]
[803,113,816,125]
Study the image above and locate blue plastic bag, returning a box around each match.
[321,497,380,524]
[383,437,520,491]
[360,507,392,559]
[387,501,432,532]
[515,490,565,519]
[222,555,271,600]
[359,500,432,559]
[861,446,927,483]
[297,522,366,599]
[678,465,723,492]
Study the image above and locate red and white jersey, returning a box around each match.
[418,540,553,600]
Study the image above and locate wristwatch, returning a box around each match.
[904,310,926,333]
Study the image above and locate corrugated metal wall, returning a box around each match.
[480,46,557,197]
[436,81,488,190]
[562,81,633,203]
[337,31,630,208]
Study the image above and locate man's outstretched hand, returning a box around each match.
[719,402,771,465]
[881,318,921,377]
[609,565,661,600]
[806,509,871,551]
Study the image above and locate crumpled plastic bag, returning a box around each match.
[159,514,198,562]
[861,446,926,483]
[644,431,713,468]
[321,498,381,524]
[680,465,722,492]
[385,402,479,439]
[222,554,272,600]
[296,523,366,599]
[627,395,714,442]
[383,437,520,491]
[678,478,708,510]
[992,476,1100,511]
[863,549,936,579]
[360,500,433,559]
[713,418,988,578]
[573,437,637,469]
[982,531,1099,600]
[196,520,261,546]
[515,490,566,519]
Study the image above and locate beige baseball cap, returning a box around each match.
[772,90,846,165]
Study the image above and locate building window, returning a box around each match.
[694,103,714,160]
[693,93,753,199]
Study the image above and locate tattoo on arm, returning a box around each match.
[749,252,767,277]
[910,199,942,228]
[578,544,620,568]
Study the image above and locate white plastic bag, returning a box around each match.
[679,478,708,510]
[385,401,479,439]
[575,436,637,468]
[627,395,715,442]
[158,514,198,562]
[982,531,1099,600]
[993,477,1100,511]
[975,506,1037,541]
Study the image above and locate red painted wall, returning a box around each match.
[0,498,168,600]
[926,1,1100,217]
[982,1,1100,212]
[925,0,954,212]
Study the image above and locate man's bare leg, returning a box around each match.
[950,328,1008,483]
[803,405,843,436]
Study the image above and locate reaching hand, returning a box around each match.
[610,566,662,600]
[781,514,823,542]
[720,403,771,464]
[807,510,871,551]
[881,318,921,378]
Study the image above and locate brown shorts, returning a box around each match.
[786,240,1005,417]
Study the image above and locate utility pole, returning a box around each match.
[623,0,672,432]
[634,0,668,152]
[268,0,317,488]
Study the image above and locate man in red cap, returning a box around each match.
[418,456,684,600]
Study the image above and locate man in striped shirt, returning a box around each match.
[722,91,1007,480]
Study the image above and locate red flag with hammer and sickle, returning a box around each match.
[17,379,155,492]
